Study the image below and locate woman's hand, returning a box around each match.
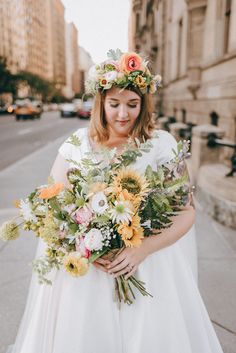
[106,241,150,280]
[92,256,111,273]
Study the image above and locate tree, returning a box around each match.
[0,57,18,95]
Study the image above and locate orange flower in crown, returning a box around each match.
[85,48,162,95]
[119,52,143,73]
[39,183,64,199]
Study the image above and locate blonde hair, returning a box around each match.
[88,88,156,144]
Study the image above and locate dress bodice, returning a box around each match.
[58,127,178,172]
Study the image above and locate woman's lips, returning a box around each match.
[116,120,129,125]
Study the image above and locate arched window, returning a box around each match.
[210,111,219,126]
[182,109,186,123]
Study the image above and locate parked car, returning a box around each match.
[15,100,42,120]
[77,100,93,119]
[60,103,77,117]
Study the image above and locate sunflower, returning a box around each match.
[117,214,144,247]
[113,168,149,199]
[63,253,89,277]
[118,189,141,211]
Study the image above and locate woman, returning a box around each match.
[12,50,224,353]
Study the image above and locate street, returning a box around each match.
[0,118,235,353]
[0,111,86,172]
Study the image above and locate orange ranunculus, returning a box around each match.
[39,182,64,199]
[119,52,143,73]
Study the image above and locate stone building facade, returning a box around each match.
[129,0,236,141]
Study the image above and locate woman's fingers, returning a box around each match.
[107,255,126,270]
[107,259,128,274]
[95,258,111,266]
[124,265,137,280]
[113,266,130,278]
[92,262,108,273]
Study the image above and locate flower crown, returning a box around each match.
[85,48,162,95]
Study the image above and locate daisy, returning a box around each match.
[91,191,108,214]
[109,200,134,224]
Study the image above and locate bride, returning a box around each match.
[12,49,224,353]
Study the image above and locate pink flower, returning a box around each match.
[76,237,91,259]
[75,207,92,225]
[119,52,143,73]
[105,59,120,71]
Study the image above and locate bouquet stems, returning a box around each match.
[102,248,153,307]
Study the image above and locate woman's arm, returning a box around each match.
[107,204,195,279]
[50,153,70,187]
[142,204,195,255]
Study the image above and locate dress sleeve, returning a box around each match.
[154,130,178,166]
[58,138,73,160]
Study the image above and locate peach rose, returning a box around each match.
[119,52,143,73]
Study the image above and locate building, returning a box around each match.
[49,0,66,88]
[78,46,94,94]
[63,22,80,98]
[129,0,236,141]
[0,0,66,86]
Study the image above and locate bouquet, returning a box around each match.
[0,134,192,306]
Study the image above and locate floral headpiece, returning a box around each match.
[85,48,162,95]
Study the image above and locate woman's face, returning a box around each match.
[104,87,141,138]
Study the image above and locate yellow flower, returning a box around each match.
[118,214,144,247]
[135,75,147,89]
[64,253,89,277]
[39,183,64,199]
[13,199,21,208]
[113,168,149,199]
[149,81,157,94]
[99,78,108,87]
[118,189,141,211]
[0,220,20,241]
[88,182,112,196]
[39,213,59,245]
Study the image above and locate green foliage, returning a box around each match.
[107,48,123,61]
[66,134,81,147]
[0,56,18,95]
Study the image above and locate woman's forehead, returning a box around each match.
[105,88,141,101]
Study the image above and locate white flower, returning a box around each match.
[19,199,37,222]
[84,228,103,251]
[91,192,108,214]
[109,200,134,224]
[88,65,99,80]
[104,71,118,82]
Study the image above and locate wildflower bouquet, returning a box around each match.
[0,134,191,306]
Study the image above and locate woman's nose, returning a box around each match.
[118,105,128,118]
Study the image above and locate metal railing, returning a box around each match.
[207,133,236,177]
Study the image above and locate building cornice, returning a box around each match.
[185,0,207,11]
[201,51,236,71]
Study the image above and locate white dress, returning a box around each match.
[12,128,224,353]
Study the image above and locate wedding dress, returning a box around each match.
[12,128,224,353]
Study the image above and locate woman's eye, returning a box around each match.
[128,105,137,108]
[110,104,119,108]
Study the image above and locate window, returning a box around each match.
[177,19,183,78]
[223,0,231,54]
[136,13,140,33]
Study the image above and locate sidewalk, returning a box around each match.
[0,136,236,353]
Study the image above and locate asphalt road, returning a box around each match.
[0,111,88,172]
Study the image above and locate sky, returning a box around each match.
[61,0,131,64]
